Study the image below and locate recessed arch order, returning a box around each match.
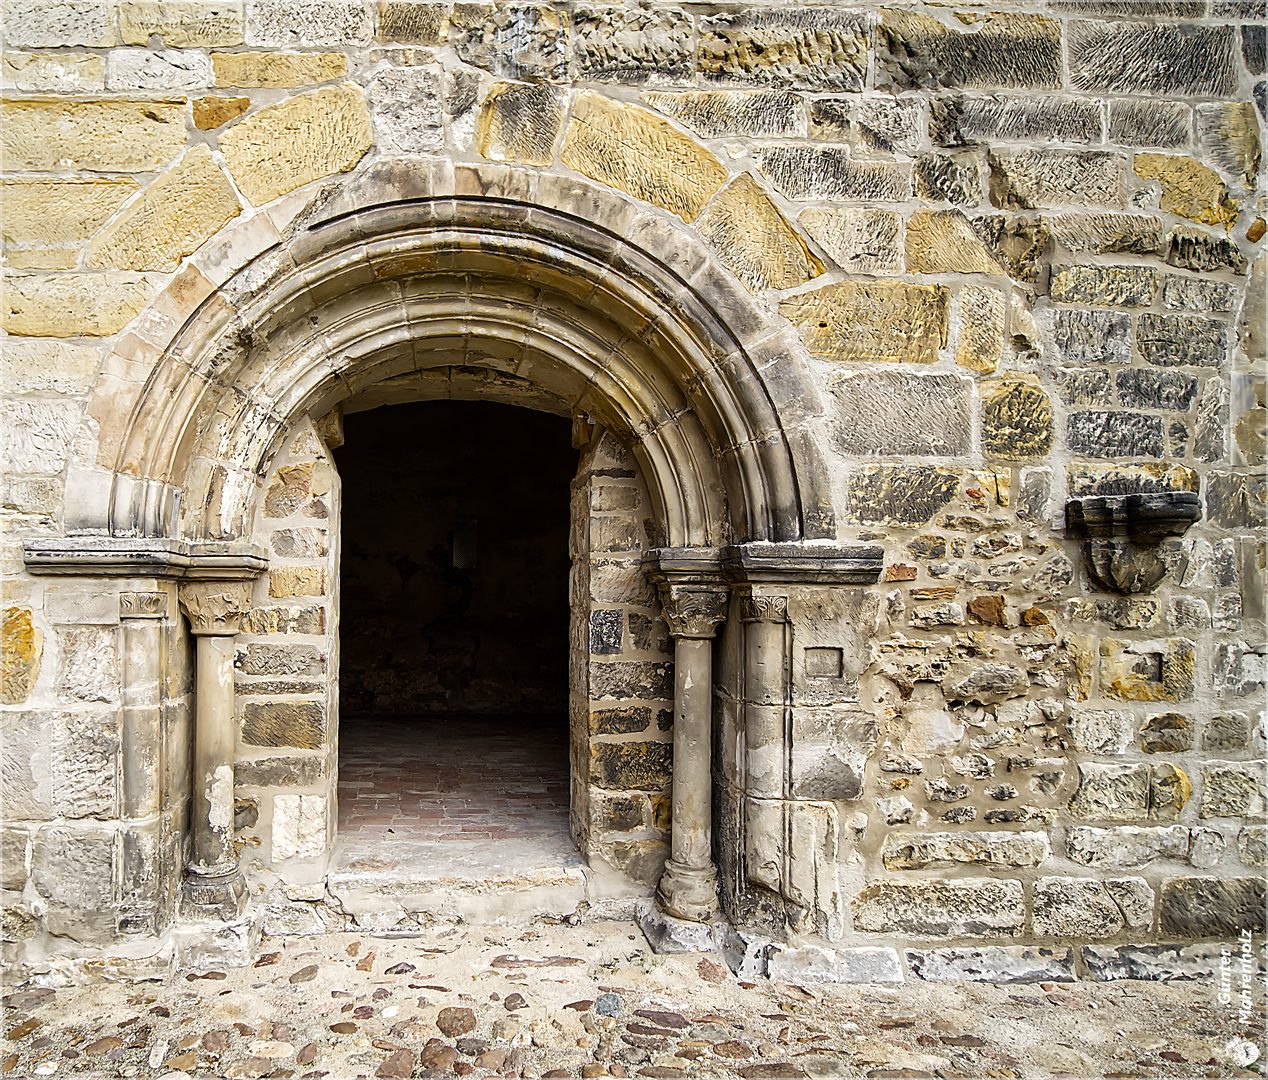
[99,161,834,550]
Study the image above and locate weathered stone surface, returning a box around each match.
[235,755,324,787]
[1068,825,1189,869]
[829,371,970,458]
[907,946,1075,984]
[695,174,824,292]
[1206,473,1266,529]
[213,51,345,87]
[1069,23,1236,96]
[1197,102,1262,187]
[271,527,328,558]
[877,10,1060,92]
[1162,275,1241,313]
[1194,378,1229,463]
[377,1,447,45]
[193,94,250,129]
[1134,153,1239,228]
[790,708,876,801]
[797,208,902,276]
[0,400,78,475]
[269,567,326,598]
[967,215,1048,283]
[1116,370,1198,411]
[1032,878,1125,937]
[1187,827,1226,869]
[1,177,138,266]
[933,96,1099,147]
[956,284,1005,373]
[590,706,651,736]
[851,879,1025,937]
[1,608,42,706]
[120,0,244,45]
[1083,943,1238,981]
[1049,309,1131,368]
[238,643,324,677]
[4,0,114,47]
[1068,763,1150,822]
[589,660,672,700]
[1,98,186,171]
[1049,213,1163,257]
[1140,713,1194,754]
[1059,369,1112,407]
[590,741,672,791]
[1099,638,1194,703]
[780,282,948,364]
[242,700,325,749]
[3,274,154,337]
[451,4,566,81]
[1067,463,1199,497]
[1160,877,1266,938]
[1164,226,1248,276]
[571,6,692,84]
[55,626,118,704]
[2,51,106,92]
[1137,313,1226,369]
[905,210,1005,275]
[914,151,980,206]
[847,467,959,526]
[852,98,923,155]
[699,10,868,92]
[366,65,443,154]
[1204,713,1251,752]
[1200,762,1266,818]
[562,93,726,222]
[1105,100,1192,150]
[1049,265,1158,307]
[246,0,371,46]
[221,83,373,205]
[105,48,213,91]
[30,828,114,938]
[942,663,1027,705]
[766,945,903,985]
[756,146,910,202]
[881,831,1048,870]
[1068,709,1133,755]
[1239,827,1267,867]
[641,90,802,139]
[982,378,1054,461]
[86,146,240,272]
[989,149,1125,209]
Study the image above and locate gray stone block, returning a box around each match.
[847,466,960,527]
[237,643,324,677]
[1106,100,1192,148]
[641,90,802,139]
[932,97,1099,147]
[451,4,567,81]
[756,146,910,202]
[589,660,672,700]
[906,946,1075,983]
[988,149,1125,209]
[1162,276,1241,313]
[1205,473,1265,529]
[768,944,903,984]
[1082,943,1238,981]
[1116,370,1199,411]
[829,371,972,458]
[1050,309,1131,366]
[851,878,1025,937]
[573,7,693,84]
[1059,369,1112,407]
[1068,825,1190,869]
[914,151,980,206]
[881,831,1048,870]
[1067,411,1164,459]
[1033,876,1125,937]
[634,899,721,953]
[245,0,372,46]
[1160,876,1266,937]
[1069,22,1237,97]
[1164,228,1248,275]
[699,10,869,92]
[366,66,443,154]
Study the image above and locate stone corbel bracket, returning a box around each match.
[1065,492,1202,594]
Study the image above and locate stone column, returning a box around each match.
[737,591,790,802]
[118,589,170,934]
[177,578,252,920]
[648,554,729,923]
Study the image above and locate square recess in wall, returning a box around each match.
[805,647,844,679]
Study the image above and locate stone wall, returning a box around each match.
[1,0,1264,973]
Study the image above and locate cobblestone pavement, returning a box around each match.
[3,918,1263,1080]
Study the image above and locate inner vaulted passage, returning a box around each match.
[333,401,575,860]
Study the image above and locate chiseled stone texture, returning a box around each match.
[798,208,903,276]
[1134,153,1240,228]
[1197,102,1262,187]
[981,378,1054,461]
[451,4,567,82]
[956,284,1006,373]
[851,98,923,155]
[245,0,372,47]
[914,151,980,206]
[969,215,1049,282]
[589,741,672,791]
[905,210,1005,276]
[477,82,565,166]
[212,51,346,87]
[2,273,154,337]
[1165,226,1248,275]
[780,281,948,364]
[242,700,326,749]
[1,98,187,172]
[988,149,1125,209]
[1,609,42,706]
[1067,825,1190,869]
[1240,827,1267,868]
[829,370,971,458]
[756,146,910,202]
[699,10,868,92]
[562,93,727,222]
[641,90,803,139]
[571,6,692,85]
[880,831,1048,870]
[192,94,250,129]
[86,146,240,272]
[1200,762,1266,818]
[846,466,960,527]
[1160,877,1266,938]
[2,51,106,92]
[1116,370,1198,412]
[220,83,373,205]
[55,627,118,704]
[4,0,114,47]
[1050,265,1158,308]
[1067,763,1151,822]
[1032,877,1130,938]
[2,178,138,254]
[105,48,213,91]
[1049,213,1164,257]
[30,828,115,940]
[1068,709,1133,755]
[1069,22,1237,97]
[876,10,1060,92]
[119,0,244,46]
[366,65,444,154]
[1137,313,1226,369]
[377,1,447,45]
[852,879,1025,937]
[694,174,823,293]
[1205,473,1266,530]
[932,96,1100,147]
[1106,100,1192,150]
[907,946,1075,984]
[1099,638,1195,703]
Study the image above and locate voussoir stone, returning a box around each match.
[699,10,869,92]
[1,98,186,172]
[87,145,241,272]
[220,83,373,205]
[780,281,948,364]
[562,92,727,222]
[693,173,824,292]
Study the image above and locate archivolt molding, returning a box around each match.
[81,160,833,550]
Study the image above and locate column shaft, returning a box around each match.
[669,636,712,869]
[191,633,237,875]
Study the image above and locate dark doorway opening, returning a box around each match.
[332,400,576,871]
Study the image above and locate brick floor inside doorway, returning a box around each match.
[337,713,571,844]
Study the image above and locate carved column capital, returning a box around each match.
[178,579,253,636]
[737,589,788,624]
[658,582,729,639]
[119,591,169,619]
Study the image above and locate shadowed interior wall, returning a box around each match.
[334,400,575,715]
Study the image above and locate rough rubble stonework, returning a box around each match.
[0,0,1264,1002]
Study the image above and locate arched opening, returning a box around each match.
[332,400,577,878]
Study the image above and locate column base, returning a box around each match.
[656,858,720,923]
[180,866,247,921]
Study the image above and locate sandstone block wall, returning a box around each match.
[0,0,1264,968]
